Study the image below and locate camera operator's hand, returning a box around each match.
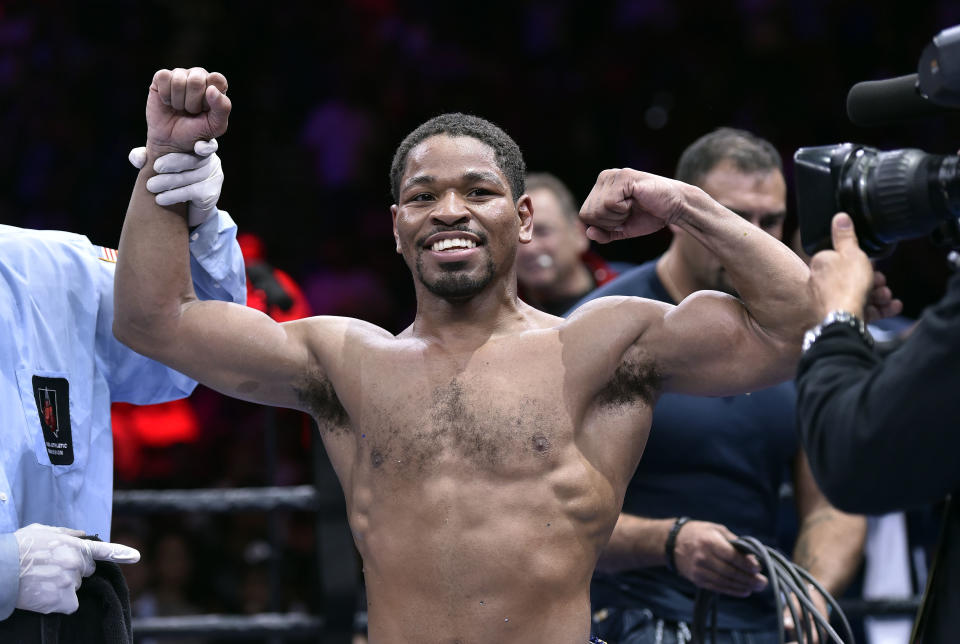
[864,270,902,322]
[809,213,902,320]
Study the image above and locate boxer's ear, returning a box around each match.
[517,194,533,244]
[391,204,401,253]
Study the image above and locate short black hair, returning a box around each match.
[390,113,526,203]
[525,172,578,222]
[675,127,782,187]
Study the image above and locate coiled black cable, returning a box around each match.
[691,537,855,644]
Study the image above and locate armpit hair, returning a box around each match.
[294,369,351,435]
[596,350,662,409]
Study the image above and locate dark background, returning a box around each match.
[3,1,959,640]
[2,0,960,322]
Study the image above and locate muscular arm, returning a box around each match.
[114,68,331,410]
[99,209,246,405]
[116,158,327,408]
[651,184,812,393]
[579,170,813,396]
[791,451,865,596]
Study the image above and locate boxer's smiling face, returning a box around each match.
[392,135,532,301]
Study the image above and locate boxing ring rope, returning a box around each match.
[836,596,922,616]
[112,485,339,514]
[115,483,337,640]
[113,410,354,641]
[131,613,325,639]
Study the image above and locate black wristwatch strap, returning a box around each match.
[665,516,690,573]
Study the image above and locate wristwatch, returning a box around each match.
[802,310,874,353]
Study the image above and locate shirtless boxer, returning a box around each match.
[114,68,855,643]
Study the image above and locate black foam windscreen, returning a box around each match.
[846,73,947,126]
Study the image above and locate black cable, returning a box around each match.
[692,588,717,643]
[767,545,855,642]
[748,537,848,643]
[758,539,818,643]
[764,544,833,642]
[690,537,856,644]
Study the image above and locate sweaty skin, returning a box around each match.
[115,69,815,643]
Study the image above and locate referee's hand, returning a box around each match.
[14,523,140,614]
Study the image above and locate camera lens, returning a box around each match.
[860,149,941,244]
[795,143,960,256]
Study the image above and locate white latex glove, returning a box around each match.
[14,523,140,614]
[128,138,223,227]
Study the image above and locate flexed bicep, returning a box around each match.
[645,290,797,396]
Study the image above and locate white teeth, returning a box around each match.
[431,238,477,252]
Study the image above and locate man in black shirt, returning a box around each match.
[797,212,957,642]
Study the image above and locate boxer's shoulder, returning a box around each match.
[291,315,393,348]
[558,294,671,364]
[564,294,670,328]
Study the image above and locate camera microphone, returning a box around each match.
[847,25,960,126]
[846,74,946,126]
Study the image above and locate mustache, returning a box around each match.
[415,224,488,248]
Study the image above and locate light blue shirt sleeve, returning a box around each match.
[188,209,246,304]
[0,532,18,620]
[100,209,246,404]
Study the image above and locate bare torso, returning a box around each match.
[303,303,659,643]
[118,83,811,644]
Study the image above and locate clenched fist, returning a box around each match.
[146,67,231,158]
[579,168,697,243]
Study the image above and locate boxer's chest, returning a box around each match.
[352,338,580,475]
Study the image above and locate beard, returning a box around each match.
[416,254,497,300]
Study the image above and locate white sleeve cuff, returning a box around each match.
[0,532,20,620]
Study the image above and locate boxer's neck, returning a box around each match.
[410,280,537,348]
